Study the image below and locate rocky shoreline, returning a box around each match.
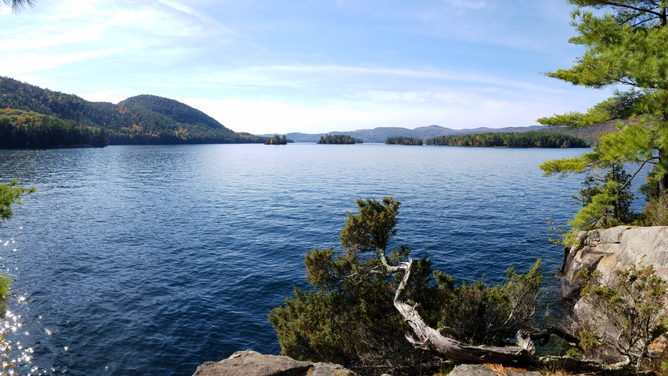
[195,226,668,376]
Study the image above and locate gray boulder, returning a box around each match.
[192,350,356,376]
[561,226,668,320]
[449,364,541,376]
[561,226,668,300]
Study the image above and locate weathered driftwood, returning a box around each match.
[382,254,636,372]
[383,257,536,363]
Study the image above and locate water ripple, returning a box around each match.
[0,144,592,375]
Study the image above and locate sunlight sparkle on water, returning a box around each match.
[0,271,45,375]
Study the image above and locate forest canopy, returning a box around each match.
[0,108,107,148]
[317,134,363,144]
[426,131,589,148]
[0,77,267,146]
[385,137,423,145]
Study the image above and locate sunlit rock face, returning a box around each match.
[561,226,668,315]
[192,350,357,376]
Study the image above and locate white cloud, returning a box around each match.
[176,83,608,134]
[197,64,561,94]
[1,50,118,75]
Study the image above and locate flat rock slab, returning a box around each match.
[449,364,542,376]
[192,350,357,376]
[309,362,356,376]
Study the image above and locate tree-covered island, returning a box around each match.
[264,135,289,145]
[426,131,588,148]
[317,134,363,144]
[385,137,423,145]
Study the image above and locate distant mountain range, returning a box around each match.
[0,77,265,145]
[261,125,548,143]
[262,122,620,146]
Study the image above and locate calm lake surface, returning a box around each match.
[0,143,592,375]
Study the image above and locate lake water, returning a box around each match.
[0,143,593,375]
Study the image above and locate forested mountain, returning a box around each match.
[0,77,265,145]
[275,124,613,145]
[276,125,547,143]
[426,131,588,148]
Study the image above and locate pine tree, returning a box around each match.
[539,1,668,243]
[2,0,35,13]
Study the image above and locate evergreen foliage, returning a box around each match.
[433,260,543,347]
[317,134,362,144]
[0,77,267,145]
[576,265,668,369]
[1,0,34,13]
[569,164,637,232]
[385,137,423,145]
[540,121,619,147]
[0,109,107,148]
[0,179,33,322]
[539,1,668,243]
[0,179,35,223]
[269,197,544,375]
[265,135,288,145]
[425,131,588,148]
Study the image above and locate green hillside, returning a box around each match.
[0,108,107,148]
[0,77,265,145]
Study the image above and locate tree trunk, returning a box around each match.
[387,258,536,363]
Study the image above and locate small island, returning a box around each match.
[264,135,288,145]
[317,134,362,144]
[385,137,423,145]
[426,131,588,148]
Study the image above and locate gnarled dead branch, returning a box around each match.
[386,257,536,363]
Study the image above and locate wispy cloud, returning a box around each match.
[195,64,562,94]
[0,0,601,134]
[3,50,118,75]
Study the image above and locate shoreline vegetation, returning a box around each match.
[0,77,267,147]
[264,135,289,145]
[317,134,362,144]
[0,108,108,148]
[385,136,423,145]
[426,131,589,148]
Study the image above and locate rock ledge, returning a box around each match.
[192,350,357,376]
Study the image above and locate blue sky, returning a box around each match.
[1,0,613,135]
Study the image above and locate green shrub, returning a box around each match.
[433,260,543,346]
[269,197,544,375]
[575,265,668,368]
[637,193,668,226]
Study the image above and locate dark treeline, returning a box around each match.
[0,109,107,148]
[426,131,589,148]
[385,137,423,145]
[265,135,288,145]
[0,77,266,145]
[317,134,362,144]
